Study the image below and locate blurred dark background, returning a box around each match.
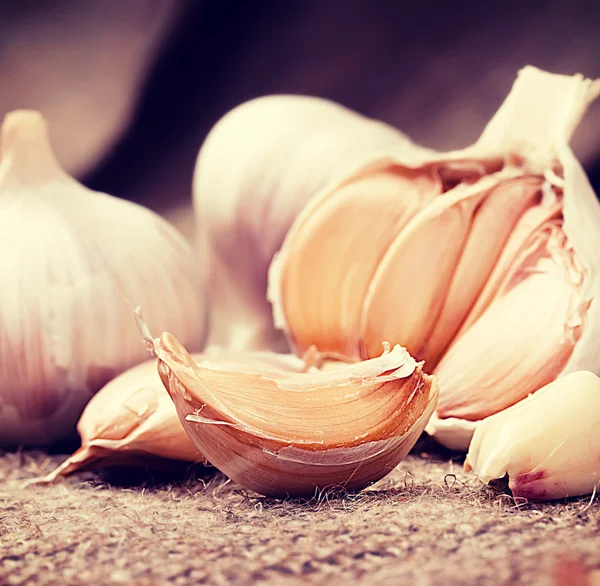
[2,0,599,230]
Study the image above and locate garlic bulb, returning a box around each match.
[269,66,600,450]
[193,95,418,351]
[465,371,600,502]
[155,331,438,498]
[0,110,206,447]
[33,355,205,484]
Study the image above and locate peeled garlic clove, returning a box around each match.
[32,356,205,484]
[156,332,438,497]
[276,164,440,358]
[465,371,600,502]
[194,96,419,352]
[0,110,206,446]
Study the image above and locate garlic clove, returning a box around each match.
[418,176,543,366]
[458,201,562,334]
[32,356,205,484]
[358,173,503,360]
[276,165,440,358]
[194,96,421,352]
[155,332,438,498]
[434,222,585,421]
[0,110,206,446]
[465,371,600,502]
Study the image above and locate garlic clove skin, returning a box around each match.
[0,110,207,446]
[156,332,438,498]
[193,95,420,352]
[465,371,600,502]
[32,355,205,484]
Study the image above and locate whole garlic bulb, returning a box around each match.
[269,66,600,450]
[0,110,207,447]
[193,95,419,351]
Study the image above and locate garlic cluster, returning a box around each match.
[0,110,207,447]
[193,95,420,351]
[154,331,438,498]
[465,371,600,502]
[268,66,600,449]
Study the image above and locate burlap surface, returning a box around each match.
[1,438,599,586]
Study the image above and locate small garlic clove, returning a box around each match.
[434,222,585,421]
[276,165,440,358]
[32,356,205,484]
[34,348,308,484]
[458,201,562,334]
[156,332,438,498]
[465,371,600,502]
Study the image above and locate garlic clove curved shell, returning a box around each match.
[0,110,207,446]
[34,348,307,483]
[465,371,600,502]
[193,95,421,352]
[155,332,438,498]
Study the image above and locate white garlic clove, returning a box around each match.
[0,110,207,446]
[193,95,420,352]
[155,332,438,498]
[465,371,600,502]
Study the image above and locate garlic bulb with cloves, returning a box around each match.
[269,66,600,450]
[154,331,438,498]
[465,371,600,502]
[0,110,206,447]
[193,95,421,351]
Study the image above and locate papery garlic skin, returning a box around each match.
[465,371,600,502]
[0,111,207,447]
[156,332,438,498]
[34,355,205,484]
[193,95,418,352]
